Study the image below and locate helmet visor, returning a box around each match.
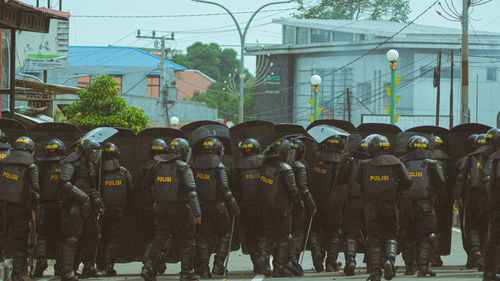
[88,149,102,164]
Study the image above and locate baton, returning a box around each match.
[223,215,236,280]
[300,214,314,265]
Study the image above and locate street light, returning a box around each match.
[191,0,293,123]
[310,74,322,121]
[170,116,180,128]
[386,49,399,125]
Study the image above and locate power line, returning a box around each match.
[72,8,296,18]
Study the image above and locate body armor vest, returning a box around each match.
[40,162,61,202]
[102,168,127,207]
[401,159,431,199]
[0,164,27,203]
[153,161,180,203]
[470,154,483,188]
[349,160,363,199]
[193,167,217,202]
[259,162,281,208]
[239,167,260,203]
[310,153,340,196]
[73,162,94,194]
[362,163,398,200]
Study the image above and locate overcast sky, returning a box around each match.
[24,0,500,73]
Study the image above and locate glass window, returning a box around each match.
[1,29,11,89]
[111,75,122,92]
[147,75,160,97]
[283,25,295,45]
[296,27,309,44]
[77,75,91,88]
[311,29,331,43]
[333,31,353,42]
[487,67,497,81]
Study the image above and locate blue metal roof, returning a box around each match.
[68,46,186,71]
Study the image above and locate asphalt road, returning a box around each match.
[36,228,486,281]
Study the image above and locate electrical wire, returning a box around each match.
[72,8,296,18]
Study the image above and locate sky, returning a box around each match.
[24,0,500,73]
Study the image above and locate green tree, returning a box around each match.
[64,75,149,133]
[295,0,411,23]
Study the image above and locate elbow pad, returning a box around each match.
[302,190,317,212]
[62,181,88,202]
[188,191,201,218]
[225,191,240,216]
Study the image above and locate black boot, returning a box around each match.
[272,238,294,278]
[417,235,436,277]
[344,238,357,276]
[325,235,340,272]
[61,237,79,281]
[467,230,482,269]
[212,255,226,276]
[103,244,117,277]
[141,260,157,281]
[212,234,229,276]
[402,241,417,275]
[255,237,272,276]
[54,242,64,276]
[286,232,304,276]
[309,232,324,272]
[180,238,198,281]
[80,263,105,278]
[384,239,397,280]
[367,243,382,281]
[34,259,48,278]
[195,243,211,279]
[11,254,26,281]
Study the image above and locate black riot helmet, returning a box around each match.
[275,138,295,162]
[292,138,306,160]
[321,135,344,153]
[13,136,35,154]
[201,137,223,156]
[486,128,500,145]
[359,139,368,153]
[150,139,167,156]
[475,134,488,147]
[45,138,65,156]
[408,135,430,151]
[429,136,443,150]
[103,142,120,159]
[0,129,7,144]
[170,138,191,162]
[240,138,261,156]
[79,138,102,164]
[367,134,390,156]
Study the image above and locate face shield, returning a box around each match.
[287,148,296,163]
[88,148,102,164]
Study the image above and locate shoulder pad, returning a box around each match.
[235,154,263,169]
[218,162,226,170]
[432,149,451,160]
[154,152,179,163]
[61,151,81,164]
[490,150,500,160]
[371,154,403,166]
[293,160,306,169]
[279,162,293,171]
[2,150,34,165]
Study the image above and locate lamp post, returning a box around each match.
[386,49,399,125]
[310,74,322,121]
[192,0,293,123]
[170,116,179,128]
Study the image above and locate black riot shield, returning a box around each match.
[449,123,492,161]
[230,120,275,161]
[306,119,356,133]
[29,122,83,158]
[357,123,402,154]
[0,118,29,144]
[394,132,431,156]
[189,124,232,156]
[274,123,306,139]
[406,126,451,155]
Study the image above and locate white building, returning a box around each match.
[247,19,500,129]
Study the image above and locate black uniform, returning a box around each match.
[355,153,412,280]
[100,158,133,274]
[455,144,496,269]
[36,156,64,275]
[59,151,101,280]
[483,150,500,281]
[288,158,316,275]
[0,150,39,280]
[141,153,201,281]
[256,155,300,277]
[308,150,343,272]
[399,150,446,276]
[191,152,238,277]
[232,154,263,270]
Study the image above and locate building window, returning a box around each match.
[333,31,353,42]
[311,29,331,43]
[296,27,309,44]
[77,75,91,88]
[283,25,295,45]
[487,67,497,81]
[147,75,160,97]
[111,75,122,92]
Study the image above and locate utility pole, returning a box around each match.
[450,50,454,129]
[461,0,470,124]
[476,74,479,122]
[347,88,352,123]
[136,30,175,127]
[435,49,442,126]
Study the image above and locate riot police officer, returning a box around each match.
[287,138,317,276]
[191,137,240,278]
[59,138,104,281]
[0,136,39,281]
[454,128,498,271]
[140,138,201,281]
[482,128,500,281]
[255,139,300,277]
[99,142,133,276]
[34,139,65,277]
[355,134,412,281]
[341,139,370,276]
[399,136,445,277]
[0,129,11,160]
[308,135,344,272]
[232,138,263,273]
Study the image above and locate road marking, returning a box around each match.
[251,275,265,281]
